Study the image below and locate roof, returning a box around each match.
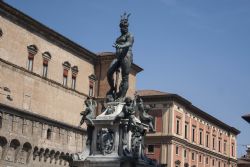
[242,114,250,123]
[238,158,250,165]
[0,1,97,63]
[137,89,240,135]
[136,90,169,96]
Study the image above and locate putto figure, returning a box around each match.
[107,12,134,100]
[79,97,96,145]
[79,97,96,127]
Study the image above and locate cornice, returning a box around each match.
[141,94,240,135]
[145,134,237,162]
[0,1,97,64]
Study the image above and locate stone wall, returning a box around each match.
[0,104,86,167]
[0,10,97,126]
[0,58,88,126]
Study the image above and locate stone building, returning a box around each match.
[0,1,141,167]
[137,90,240,167]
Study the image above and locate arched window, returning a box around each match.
[38,148,44,161]
[7,139,20,162]
[42,52,51,78]
[0,136,8,160]
[71,66,78,89]
[27,45,38,71]
[17,142,32,164]
[54,151,60,164]
[47,129,52,140]
[32,146,39,160]
[49,150,55,163]
[44,148,50,162]
[88,74,96,97]
[59,152,65,165]
[62,61,71,87]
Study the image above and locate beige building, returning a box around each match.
[137,90,240,167]
[0,1,141,167]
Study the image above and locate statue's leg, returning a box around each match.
[85,116,94,126]
[149,122,156,132]
[107,59,119,95]
[86,125,94,146]
[117,55,131,98]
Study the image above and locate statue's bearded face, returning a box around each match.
[120,26,128,34]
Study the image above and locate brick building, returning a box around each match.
[137,90,240,167]
[0,1,141,167]
[237,115,250,167]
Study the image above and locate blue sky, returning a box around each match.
[4,0,250,156]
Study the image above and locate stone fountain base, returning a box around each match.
[70,101,158,167]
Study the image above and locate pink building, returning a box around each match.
[137,90,240,167]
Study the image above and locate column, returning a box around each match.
[167,144,173,167]
[167,102,174,135]
[161,144,167,164]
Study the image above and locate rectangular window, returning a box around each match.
[71,77,76,89]
[206,157,209,164]
[28,59,33,71]
[176,146,179,155]
[147,145,154,154]
[213,137,215,150]
[232,144,234,156]
[206,133,209,147]
[192,126,196,142]
[192,152,195,161]
[218,140,221,152]
[199,130,203,145]
[212,159,215,166]
[185,123,188,139]
[199,155,202,163]
[224,141,227,153]
[184,149,187,159]
[176,119,180,135]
